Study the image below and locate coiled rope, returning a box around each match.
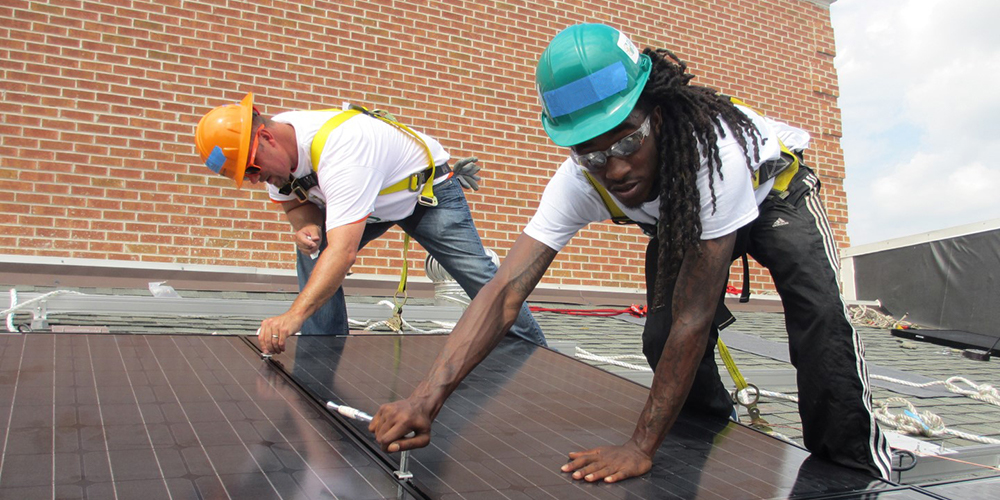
[348,299,454,334]
[874,397,1000,445]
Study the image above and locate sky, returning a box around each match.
[830,0,1000,246]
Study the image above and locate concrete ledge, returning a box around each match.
[0,254,798,311]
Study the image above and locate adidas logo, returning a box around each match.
[772,218,790,228]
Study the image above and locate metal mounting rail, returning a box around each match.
[14,292,464,329]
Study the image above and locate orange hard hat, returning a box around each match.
[195,92,254,188]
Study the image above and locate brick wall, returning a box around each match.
[0,0,845,295]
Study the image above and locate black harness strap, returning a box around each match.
[277,163,453,203]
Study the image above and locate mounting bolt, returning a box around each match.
[393,450,413,480]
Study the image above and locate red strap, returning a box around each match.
[529,304,647,318]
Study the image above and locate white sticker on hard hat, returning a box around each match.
[617,31,640,64]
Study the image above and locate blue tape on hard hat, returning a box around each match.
[205,146,226,173]
[542,61,628,118]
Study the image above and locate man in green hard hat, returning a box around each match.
[370,23,891,482]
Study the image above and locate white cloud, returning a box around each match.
[832,0,1000,245]
[849,154,1000,244]
[905,55,1000,152]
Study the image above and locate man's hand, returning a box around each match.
[258,311,306,355]
[294,224,323,255]
[369,398,433,453]
[561,441,652,483]
[452,157,481,191]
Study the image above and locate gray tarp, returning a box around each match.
[853,228,1000,339]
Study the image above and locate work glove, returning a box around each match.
[452,157,481,191]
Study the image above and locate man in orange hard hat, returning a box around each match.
[194,92,545,353]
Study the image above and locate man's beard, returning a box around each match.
[620,173,661,210]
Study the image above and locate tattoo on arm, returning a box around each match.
[633,233,737,455]
[672,236,734,327]
[508,241,558,298]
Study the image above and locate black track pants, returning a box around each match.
[642,165,892,479]
[743,165,891,479]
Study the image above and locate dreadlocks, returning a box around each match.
[637,48,761,310]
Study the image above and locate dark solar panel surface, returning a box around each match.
[925,475,1000,497]
[3,332,983,499]
[0,333,419,500]
[810,489,940,499]
[257,334,892,500]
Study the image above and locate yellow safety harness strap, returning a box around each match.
[717,338,748,391]
[718,337,773,432]
[383,232,411,332]
[309,105,438,331]
[727,96,800,195]
[767,142,800,194]
[310,107,439,206]
[373,118,438,206]
[310,109,362,170]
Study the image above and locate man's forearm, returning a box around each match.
[628,233,737,457]
[410,276,525,417]
[283,201,324,232]
[286,222,366,322]
[629,323,707,455]
[287,248,352,319]
[411,235,557,419]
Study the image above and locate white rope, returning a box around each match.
[756,382,1000,445]
[3,289,86,332]
[573,346,1000,446]
[847,304,913,329]
[871,375,1000,406]
[348,300,454,334]
[575,347,652,372]
[435,294,470,307]
[759,389,799,403]
[6,289,15,333]
[874,397,1000,445]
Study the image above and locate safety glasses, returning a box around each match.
[571,116,651,170]
[245,123,265,176]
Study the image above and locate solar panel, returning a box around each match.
[0,333,422,500]
[924,475,1000,497]
[255,334,895,499]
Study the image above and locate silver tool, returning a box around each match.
[326,401,415,480]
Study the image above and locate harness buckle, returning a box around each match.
[290,183,309,202]
[277,180,310,202]
[408,173,422,192]
[417,195,438,207]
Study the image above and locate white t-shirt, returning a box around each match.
[267,110,451,231]
[524,105,808,251]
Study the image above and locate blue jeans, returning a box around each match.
[295,176,546,345]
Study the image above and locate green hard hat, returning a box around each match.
[536,24,652,147]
